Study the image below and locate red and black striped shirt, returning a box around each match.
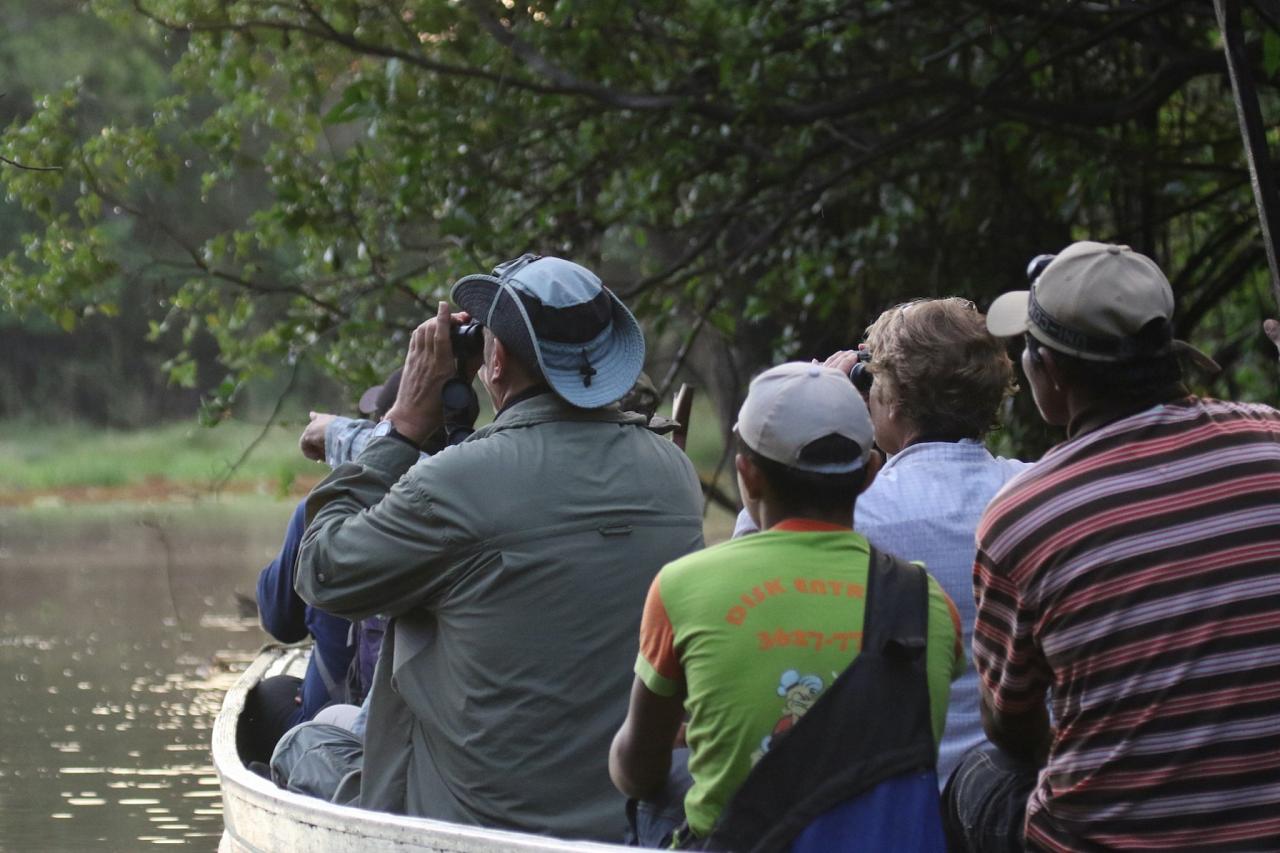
[974,397,1280,851]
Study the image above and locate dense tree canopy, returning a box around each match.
[2,0,1279,449]
[0,2,207,423]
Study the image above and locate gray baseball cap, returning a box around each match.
[987,241,1175,361]
[735,362,874,474]
[451,254,646,409]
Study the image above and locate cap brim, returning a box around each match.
[1173,339,1222,376]
[986,291,1031,338]
[358,384,383,416]
[450,274,501,323]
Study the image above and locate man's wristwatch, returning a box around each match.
[372,419,420,449]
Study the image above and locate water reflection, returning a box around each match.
[0,500,295,851]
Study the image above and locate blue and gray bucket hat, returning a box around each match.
[451,254,646,409]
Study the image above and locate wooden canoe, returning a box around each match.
[213,646,631,852]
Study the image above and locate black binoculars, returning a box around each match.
[1026,254,1056,283]
[848,349,873,395]
[450,321,485,360]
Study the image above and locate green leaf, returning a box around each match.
[0,0,1268,461]
[1265,31,1280,78]
[168,360,197,389]
[324,82,378,125]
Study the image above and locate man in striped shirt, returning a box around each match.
[946,241,1280,851]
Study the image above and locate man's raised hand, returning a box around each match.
[383,302,471,445]
[823,349,862,377]
[300,411,336,462]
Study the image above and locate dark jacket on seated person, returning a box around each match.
[257,499,355,724]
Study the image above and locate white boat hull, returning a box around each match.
[213,647,630,852]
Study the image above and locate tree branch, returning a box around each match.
[461,0,734,119]
[1176,245,1266,336]
[210,357,302,497]
[658,287,724,402]
[978,51,1228,127]
[78,154,347,316]
[0,93,63,171]
[0,154,63,172]
[132,0,561,94]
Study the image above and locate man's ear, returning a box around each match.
[486,334,508,382]
[735,453,765,503]
[1036,345,1066,392]
[858,449,883,496]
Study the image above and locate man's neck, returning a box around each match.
[757,503,855,531]
[1066,384,1188,438]
[492,381,548,417]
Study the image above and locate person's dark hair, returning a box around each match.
[1024,322,1185,401]
[738,434,868,516]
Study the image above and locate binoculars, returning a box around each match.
[450,321,485,360]
[848,349,873,395]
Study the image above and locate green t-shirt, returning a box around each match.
[636,520,965,839]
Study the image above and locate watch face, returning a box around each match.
[372,420,393,438]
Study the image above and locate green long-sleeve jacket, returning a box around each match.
[295,392,705,840]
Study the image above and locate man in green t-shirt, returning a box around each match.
[610,361,964,847]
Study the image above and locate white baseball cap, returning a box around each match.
[735,362,874,474]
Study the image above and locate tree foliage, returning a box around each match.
[0,1,218,423]
[2,0,1279,449]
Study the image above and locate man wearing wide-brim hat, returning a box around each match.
[948,241,1280,852]
[291,255,705,839]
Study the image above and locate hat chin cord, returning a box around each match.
[578,348,597,387]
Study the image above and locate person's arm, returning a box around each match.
[611,571,689,798]
[324,415,374,467]
[256,500,310,642]
[980,679,1051,765]
[302,413,432,469]
[971,544,1052,767]
[295,302,467,620]
[1265,319,1280,359]
[932,577,966,682]
[295,436,460,621]
[299,412,337,463]
[610,677,686,800]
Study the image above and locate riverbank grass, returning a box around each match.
[0,419,317,494]
[0,402,739,541]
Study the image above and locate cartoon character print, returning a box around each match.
[751,670,824,763]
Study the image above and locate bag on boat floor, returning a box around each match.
[269,720,363,805]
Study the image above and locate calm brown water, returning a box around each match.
[0,500,296,852]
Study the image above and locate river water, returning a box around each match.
[0,499,295,852]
